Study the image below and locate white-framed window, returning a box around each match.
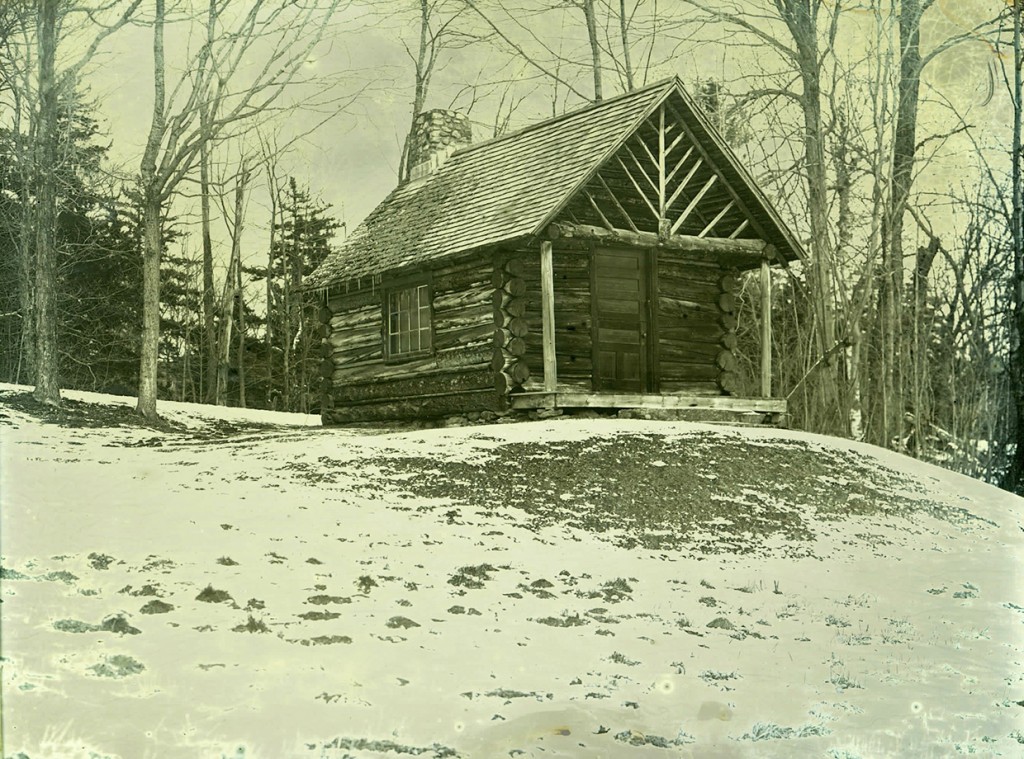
[386,283,432,357]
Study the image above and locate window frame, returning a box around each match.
[382,275,435,363]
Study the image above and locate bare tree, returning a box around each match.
[398,0,472,182]
[22,0,143,406]
[999,0,1024,492]
[135,0,346,420]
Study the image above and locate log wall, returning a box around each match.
[521,242,594,392]
[319,255,500,423]
[491,253,532,397]
[317,242,744,423]
[655,254,739,395]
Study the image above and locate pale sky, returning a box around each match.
[53,0,1017,284]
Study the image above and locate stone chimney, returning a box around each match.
[405,109,473,182]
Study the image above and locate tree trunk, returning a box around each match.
[236,240,246,408]
[32,0,60,407]
[780,0,841,432]
[879,0,929,450]
[399,0,431,184]
[136,0,165,420]
[17,131,36,386]
[618,0,634,91]
[200,106,216,403]
[137,193,162,419]
[1008,0,1024,493]
[583,0,603,101]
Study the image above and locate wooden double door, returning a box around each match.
[591,247,657,392]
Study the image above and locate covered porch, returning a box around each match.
[519,224,786,425]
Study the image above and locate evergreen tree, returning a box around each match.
[249,177,337,412]
[0,103,145,394]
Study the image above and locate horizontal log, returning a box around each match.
[329,287,380,312]
[436,345,492,369]
[658,275,726,301]
[716,350,738,372]
[332,366,494,404]
[333,342,385,366]
[508,359,531,385]
[503,278,526,297]
[319,305,332,324]
[657,265,722,289]
[718,371,740,395]
[507,317,529,338]
[433,286,492,313]
[333,348,489,383]
[657,324,727,344]
[504,258,526,277]
[658,360,721,382]
[319,381,334,410]
[435,323,494,351]
[436,308,492,334]
[720,272,739,293]
[659,297,718,319]
[549,222,767,257]
[660,341,730,364]
[493,329,527,356]
[718,292,736,314]
[324,388,503,423]
[492,291,528,318]
[721,332,738,350]
[495,371,514,395]
[328,324,380,351]
[320,358,334,378]
[330,305,379,331]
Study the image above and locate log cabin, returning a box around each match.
[306,77,805,424]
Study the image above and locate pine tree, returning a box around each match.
[251,177,338,412]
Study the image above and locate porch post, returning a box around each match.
[760,252,773,398]
[540,240,557,393]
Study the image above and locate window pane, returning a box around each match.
[409,301,420,334]
[388,284,432,356]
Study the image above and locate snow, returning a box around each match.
[1,386,1023,759]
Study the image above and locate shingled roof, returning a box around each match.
[308,78,804,290]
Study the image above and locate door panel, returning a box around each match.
[592,247,651,392]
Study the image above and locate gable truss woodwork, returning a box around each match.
[557,96,757,244]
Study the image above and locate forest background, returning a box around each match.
[1,0,1022,492]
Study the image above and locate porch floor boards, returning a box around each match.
[510,391,786,414]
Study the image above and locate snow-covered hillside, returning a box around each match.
[1,385,1022,758]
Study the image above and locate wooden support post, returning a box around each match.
[760,255,773,398]
[540,240,557,393]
